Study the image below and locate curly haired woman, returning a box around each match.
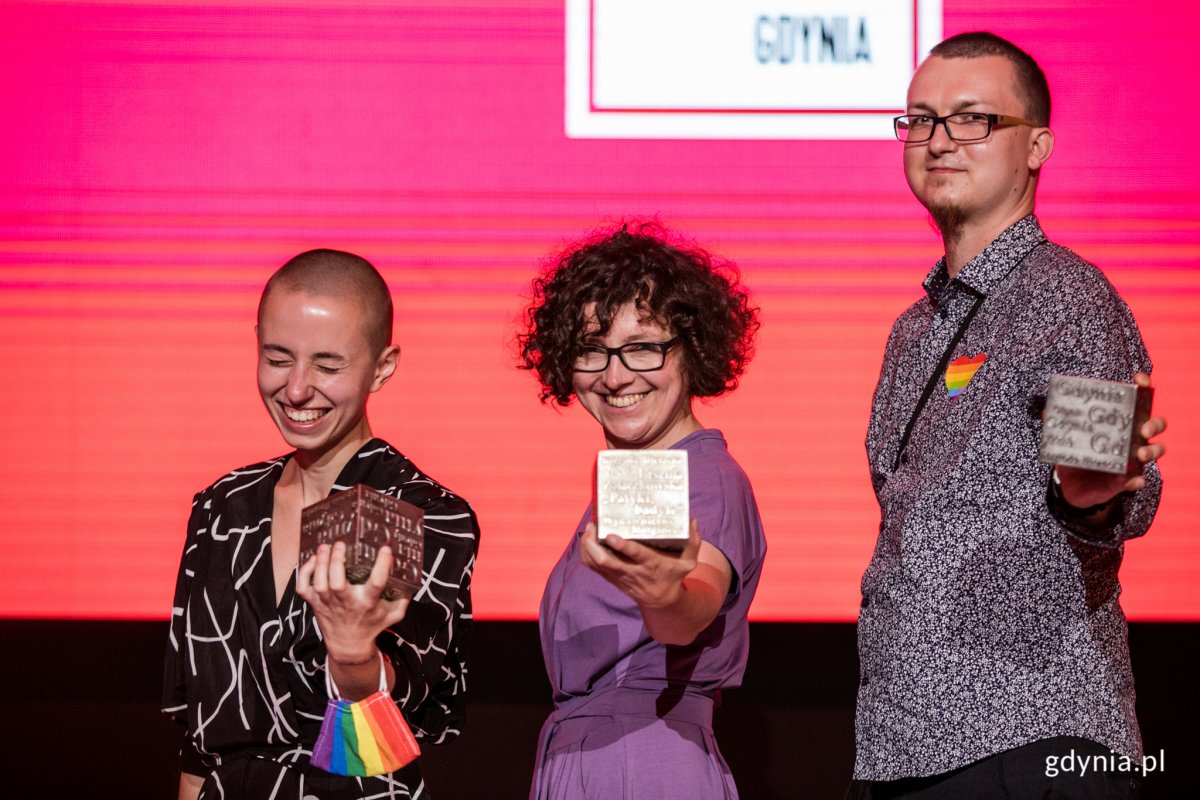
[519,222,767,799]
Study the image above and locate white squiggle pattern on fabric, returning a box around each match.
[163,440,478,798]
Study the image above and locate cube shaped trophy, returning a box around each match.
[299,484,425,601]
[1039,374,1154,475]
[595,450,689,551]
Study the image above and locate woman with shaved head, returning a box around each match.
[164,249,480,800]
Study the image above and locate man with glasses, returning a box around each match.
[850,32,1167,799]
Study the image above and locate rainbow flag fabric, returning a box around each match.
[946,353,987,399]
[311,658,421,777]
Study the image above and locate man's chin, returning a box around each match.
[927,203,967,243]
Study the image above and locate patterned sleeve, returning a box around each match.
[866,305,923,498]
[161,491,212,775]
[377,488,480,744]
[1026,252,1162,545]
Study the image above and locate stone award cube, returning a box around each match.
[299,484,424,600]
[595,449,689,551]
[1039,374,1154,475]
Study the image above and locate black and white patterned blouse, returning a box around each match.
[857,215,1162,780]
[163,439,479,798]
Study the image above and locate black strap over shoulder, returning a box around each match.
[891,284,986,472]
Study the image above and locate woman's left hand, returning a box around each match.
[296,541,411,665]
[580,520,732,646]
[579,520,700,609]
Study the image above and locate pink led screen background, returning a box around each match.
[1,1,1197,621]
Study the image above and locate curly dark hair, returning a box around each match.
[519,222,759,406]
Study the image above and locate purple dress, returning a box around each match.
[532,429,767,800]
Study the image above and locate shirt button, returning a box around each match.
[860,596,871,609]
[899,451,909,465]
[860,674,871,687]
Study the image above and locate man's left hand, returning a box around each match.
[1056,372,1167,509]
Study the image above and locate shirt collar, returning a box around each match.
[922,215,1047,303]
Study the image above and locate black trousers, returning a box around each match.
[847,736,1143,800]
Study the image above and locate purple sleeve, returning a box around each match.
[687,445,766,603]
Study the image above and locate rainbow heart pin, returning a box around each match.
[946,354,987,399]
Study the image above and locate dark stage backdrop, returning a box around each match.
[0,620,1195,798]
[1,1,1197,624]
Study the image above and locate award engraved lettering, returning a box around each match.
[299,484,424,600]
[595,449,689,550]
[1039,374,1154,475]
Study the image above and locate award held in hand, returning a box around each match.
[595,449,689,551]
[299,484,425,600]
[1039,374,1154,475]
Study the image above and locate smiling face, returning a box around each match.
[903,54,1052,242]
[571,301,700,450]
[256,287,398,464]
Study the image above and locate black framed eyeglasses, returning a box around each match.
[893,112,1040,143]
[572,338,679,373]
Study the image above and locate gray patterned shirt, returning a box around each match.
[856,215,1162,780]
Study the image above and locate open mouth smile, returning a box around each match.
[605,392,647,408]
[283,406,328,424]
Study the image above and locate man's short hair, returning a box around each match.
[930,31,1051,125]
[259,249,394,354]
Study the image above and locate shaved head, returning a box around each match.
[259,249,393,355]
[929,31,1051,125]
